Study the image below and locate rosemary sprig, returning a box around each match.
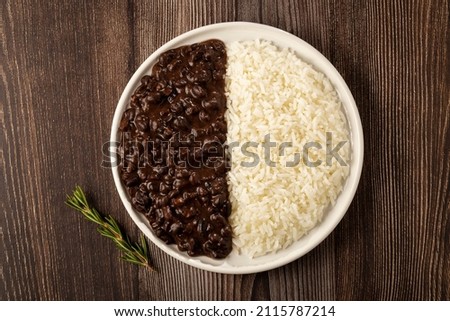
[65,185,154,271]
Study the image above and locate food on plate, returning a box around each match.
[226,40,350,257]
[118,39,350,259]
[118,40,232,258]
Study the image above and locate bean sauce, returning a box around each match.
[118,40,232,258]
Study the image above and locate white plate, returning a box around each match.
[110,22,364,274]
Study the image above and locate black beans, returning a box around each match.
[173,116,189,131]
[159,182,171,194]
[118,40,232,259]
[169,222,184,234]
[189,172,200,185]
[190,85,207,98]
[198,110,210,122]
[123,172,140,187]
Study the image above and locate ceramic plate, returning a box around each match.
[110,22,363,274]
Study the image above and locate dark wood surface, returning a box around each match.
[2,0,449,301]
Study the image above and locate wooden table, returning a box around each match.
[2,0,449,300]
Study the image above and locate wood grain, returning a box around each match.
[1,0,449,300]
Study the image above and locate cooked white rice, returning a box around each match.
[225,40,350,257]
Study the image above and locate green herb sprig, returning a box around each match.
[65,186,154,271]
